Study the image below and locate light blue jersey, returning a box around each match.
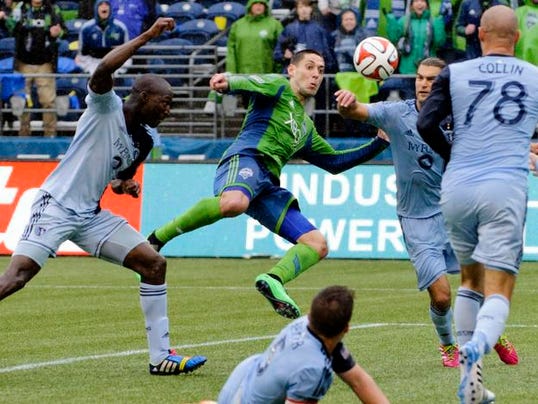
[367,99,445,218]
[367,100,459,289]
[218,316,335,404]
[41,88,144,215]
[445,56,538,188]
[418,55,538,271]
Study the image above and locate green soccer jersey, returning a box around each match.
[222,73,389,178]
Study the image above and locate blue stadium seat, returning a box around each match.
[57,56,83,73]
[176,19,219,45]
[65,18,88,42]
[391,0,406,18]
[0,37,15,59]
[165,1,205,24]
[206,2,246,28]
[196,0,216,8]
[363,0,380,37]
[56,76,88,120]
[57,39,77,58]
[0,56,13,73]
[141,38,194,86]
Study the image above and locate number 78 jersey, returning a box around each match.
[446,55,538,185]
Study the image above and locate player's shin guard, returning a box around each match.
[140,283,171,365]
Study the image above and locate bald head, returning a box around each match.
[132,74,173,97]
[479,5,519,55]
[126,74,174,128]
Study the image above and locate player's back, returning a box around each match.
[446,55,538,186]
[219,317,333,404]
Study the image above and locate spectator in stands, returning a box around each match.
[8,0,65,137]
[386,0,446,74]
[274,0,336,127]
[109,0,156,41]
[431,0,464,63]
[331,7,367,72]
[381,0,445,100]
[318,0,361,32]
[454,0,509,60]
[331,8,375,136]
[521,23,538,66]
[227,0,283,75]
[515,0,538,65]
[0,0,15,39]
[274,0,336,73]
[204,0,284,113]
[76,0,130,75]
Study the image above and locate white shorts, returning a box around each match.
[441,181,526,274]
[15,190,146,267]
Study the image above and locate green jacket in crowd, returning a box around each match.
[386,8,446,74]
[226,0,283,74]
[515,0,538,65]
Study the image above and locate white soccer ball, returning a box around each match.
[353,36,399,81]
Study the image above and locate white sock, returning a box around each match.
[474,294,509,355]
[430,305,455,346]
[140,282,171,365]
[454,287,484,346]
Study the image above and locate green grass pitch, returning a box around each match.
[1,257,537,403]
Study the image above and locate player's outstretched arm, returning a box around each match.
[338,364,390,404]
[89,17,176,94]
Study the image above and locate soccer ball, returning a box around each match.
[353,36,399,81]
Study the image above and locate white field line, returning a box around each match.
[0,323,423,374]
[1,322,536,374]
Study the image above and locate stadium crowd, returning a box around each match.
[0,0,535,137]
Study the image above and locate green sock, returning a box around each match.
[269,243,321,284]
[155,197,223,244]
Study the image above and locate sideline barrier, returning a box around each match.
[2,161,538,260]
[0,136,393,161]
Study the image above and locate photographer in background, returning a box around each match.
[8,0,65,137]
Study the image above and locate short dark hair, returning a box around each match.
[418,57,446,70]
[290,49,323,65]
[309,286,354,338]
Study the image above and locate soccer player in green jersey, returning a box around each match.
[148,49,389,319]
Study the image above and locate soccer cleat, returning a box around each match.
[147,231,164,252]
[255,273,301,319]
[481,388,496,404]
[439,343,459,368]
[149,350,207,375]
[494,334,519,365]
[457,341,484,404]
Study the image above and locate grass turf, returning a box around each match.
[1,257,537,403]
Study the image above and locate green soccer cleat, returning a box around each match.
[255,273,301,319]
